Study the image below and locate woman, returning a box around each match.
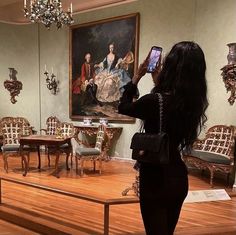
[94,42,132,103]
[118,41,208,235]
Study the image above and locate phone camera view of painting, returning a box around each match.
[147,49,161,73]
[71,14,139,122]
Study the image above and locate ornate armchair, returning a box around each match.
[47,122,75,168]
[0,116,35,152]
[40,116,60,162]
[182,125,235,187]
[0,120,28,175]
[75,124,107,176]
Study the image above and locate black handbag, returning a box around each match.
[130,93,169,164]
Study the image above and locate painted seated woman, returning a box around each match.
[94,43,133,103]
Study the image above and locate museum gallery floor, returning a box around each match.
[0,152,235,235]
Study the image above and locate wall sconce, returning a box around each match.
[44,66,59,95]
[4,68,23,104]
[221,43,236,105]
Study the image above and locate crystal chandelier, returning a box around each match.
[23,0,74,29]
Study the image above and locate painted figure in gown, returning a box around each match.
[94,42,134,103]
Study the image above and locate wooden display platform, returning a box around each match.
[0,152,235,234]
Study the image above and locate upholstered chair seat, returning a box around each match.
[76,147,100,156]
[188,150,231,165]
[1,144,32,152]
[1,144,20,152]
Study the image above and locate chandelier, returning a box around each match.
[23,0,74,29]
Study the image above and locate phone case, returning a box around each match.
[147,46,162,73]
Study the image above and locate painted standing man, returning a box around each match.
[72,52,95,94]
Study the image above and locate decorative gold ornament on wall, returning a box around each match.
[221,43,236,105]
[44,65,59,95]
[4,68,23,104]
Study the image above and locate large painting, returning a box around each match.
[69,13,140,122]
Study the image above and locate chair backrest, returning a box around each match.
[94,125,106,151]
[0,117,32,136]
[58,122,75,138]
[194,125,235,159]
[46,116,60,135]
[0,121,23,145]
[15,117,32,136]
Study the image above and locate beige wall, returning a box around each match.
[0,0,235,161]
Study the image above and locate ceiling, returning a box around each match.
[0,0,135,24]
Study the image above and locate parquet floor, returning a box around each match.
[0,151,235,235]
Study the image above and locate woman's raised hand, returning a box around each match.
[151,54,162,85]
[132,53,150,85]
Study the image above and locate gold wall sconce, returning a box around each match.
[4,68,22,104]
[221,43,236,105]
[44,66,59,95]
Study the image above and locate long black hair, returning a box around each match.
[152,41,208,149]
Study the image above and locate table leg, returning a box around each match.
[66,153,70,171]
[37,146,41,169]
[54,148,60,178]
[20,145,28,177]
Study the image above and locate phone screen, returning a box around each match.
[147,46,162,73]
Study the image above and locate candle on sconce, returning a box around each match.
[24,0,27,8]
[52,67,54,74]
[70,3,73,13]
[44,64,47,72]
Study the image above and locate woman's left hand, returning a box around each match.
[151,54,162,85]
[132,52,150,85]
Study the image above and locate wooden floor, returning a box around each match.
[0,151,235,235]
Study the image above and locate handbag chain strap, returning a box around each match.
[156,93,163,133]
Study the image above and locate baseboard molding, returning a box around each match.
[111,157,135,164]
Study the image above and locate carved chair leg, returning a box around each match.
[122,174,140,196]
[81,159,84,176]
[22,155,28,177]
[99,159,102,174]
[71,154,73,167]
[21,157,24,170]
[3,154,8,173]
[27,154,30,171]
[75,155,79,175]
[93,160,96,172]
[66,153,70,171]
[47,151,50,167]
[122,187,133,196]
[209,167,214,188]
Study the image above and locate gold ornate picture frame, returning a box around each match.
[69,13,140,122]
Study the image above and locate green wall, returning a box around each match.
[0,23,40,129]
[39,0,195,158]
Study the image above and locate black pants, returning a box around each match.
[139,163,188,235]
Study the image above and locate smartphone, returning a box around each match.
[147,46,163,73]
